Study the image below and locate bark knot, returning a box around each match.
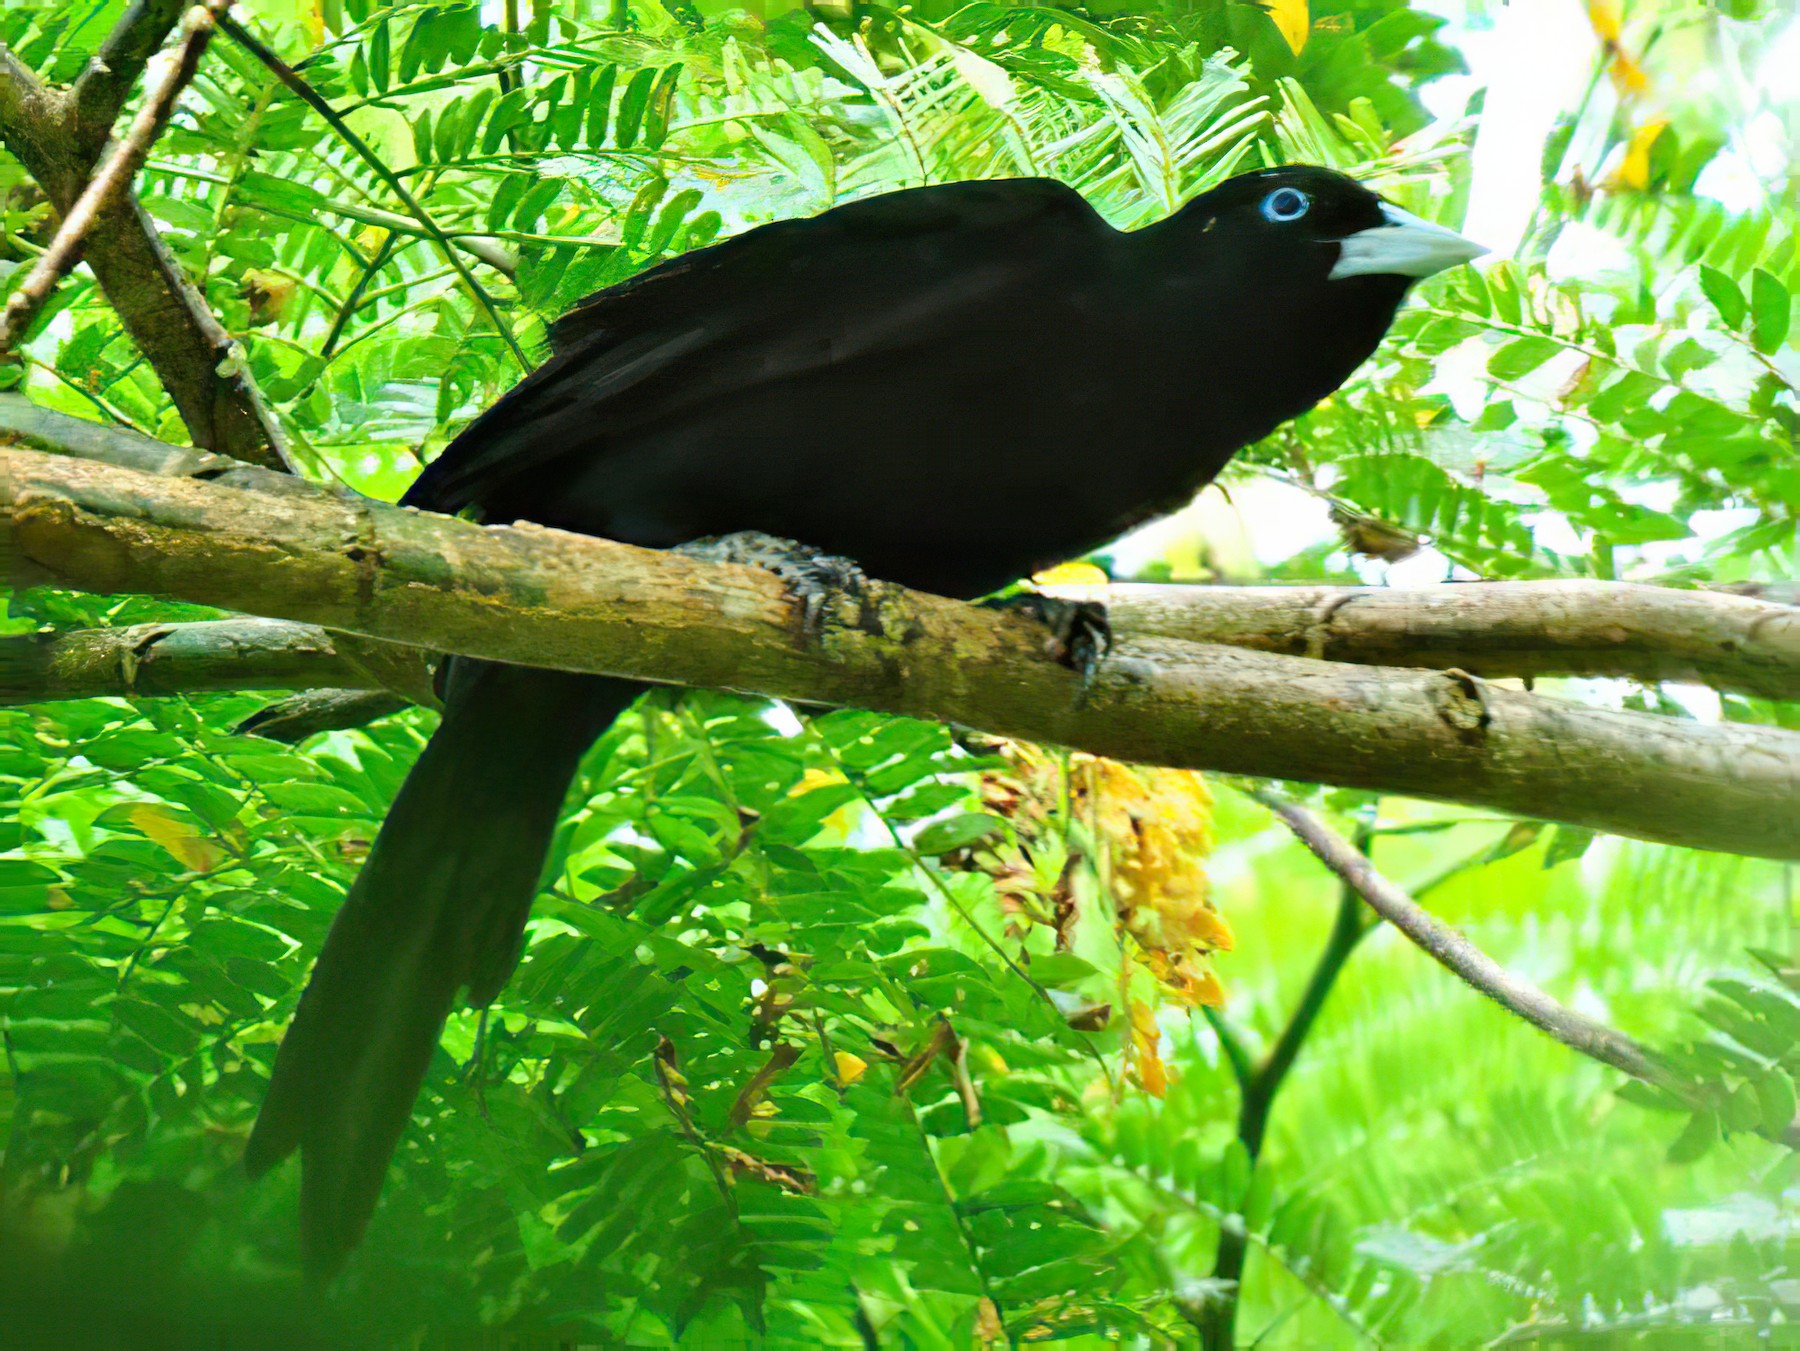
[1434,667,1491,742]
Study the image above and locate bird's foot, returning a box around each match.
[679,532,870,641]
[984,592,1112,681]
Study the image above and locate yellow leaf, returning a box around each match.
[1613,119,1668,191]
[1187,965,1227,1009]
[1128,1000,1168,1098]
[1587,0,1623,41]
[1029,560,1109,587]
[832,1051,867,1087]
[1267,0,1309,55]
[129,805,222,873]
[791,767,847,794]
[1587,0,1650,97]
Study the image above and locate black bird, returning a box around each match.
[243,165,1482,1275]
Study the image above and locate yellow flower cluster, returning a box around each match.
[1079,757,1232,1009]
[972,742,1233,1011]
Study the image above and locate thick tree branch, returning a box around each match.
[5,444,1798,860]
[1062,581,1800,702]
[0,1,231,352]
[12,397,1796,700]
[0,9,292,470]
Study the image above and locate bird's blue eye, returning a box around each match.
[1261,187,1311,223]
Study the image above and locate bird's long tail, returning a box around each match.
[243,660,640,1279]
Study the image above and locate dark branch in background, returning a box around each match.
[1254,787,1673,1083]
[217,15,529,372]
[5,438,1800,860]
[0,1,292,469]
[1197,819,1377,1351]
[232,688,413,742]
[0,1,232,352]
[1259,792,1800,1152]
[1056,580,1800,702]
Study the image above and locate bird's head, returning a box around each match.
[1144,166,1486,430]
[1188,165,1487,288]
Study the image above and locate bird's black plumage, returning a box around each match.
[245,165,1478,1275]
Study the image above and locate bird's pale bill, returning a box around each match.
[1330,203,1488,281]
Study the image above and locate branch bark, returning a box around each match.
[1254,790,1670,1083]
[5,443,1798,860]
[0,617,434,707]
[1060,580,1800,702]
[69,1,190,148]
[0,390,308,493]
[0,6,292,470]
[0,1,232,352]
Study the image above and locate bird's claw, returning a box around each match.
[678,531,869,641]
[985,592,1112,683]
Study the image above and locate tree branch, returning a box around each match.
[0,8,292,470]
[1055,581,1800,702]
[5,442,1799,860]
[12,398,1794,703]
[0,616,434,707]
[1,1,231,353]
[0,391,307,493]
[69,1,190,147]
[1252,789,1672,1084]
[1256,789,1800,1154]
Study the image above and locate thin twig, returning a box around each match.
[0,1,232,353]
[217,14,530,372]
[1251,787,1672,1086]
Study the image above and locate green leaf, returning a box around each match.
[1542,825,1595,868]
[369,18,390,93]
[613,67,657,149]
[585,64,618,147]
[1750,268,1791,353]
[1486,336,1562,381]
[643,64,683,150]
[1666,1108,1719,1164]
[911,812,1005,855]
[1753,1070,1797,1136]
[1698,265,1746,328]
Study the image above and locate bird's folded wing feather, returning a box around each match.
[402,178,1108,515]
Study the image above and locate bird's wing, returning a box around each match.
[402,178,1107,515]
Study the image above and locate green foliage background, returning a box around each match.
[1,0,1796,1343]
